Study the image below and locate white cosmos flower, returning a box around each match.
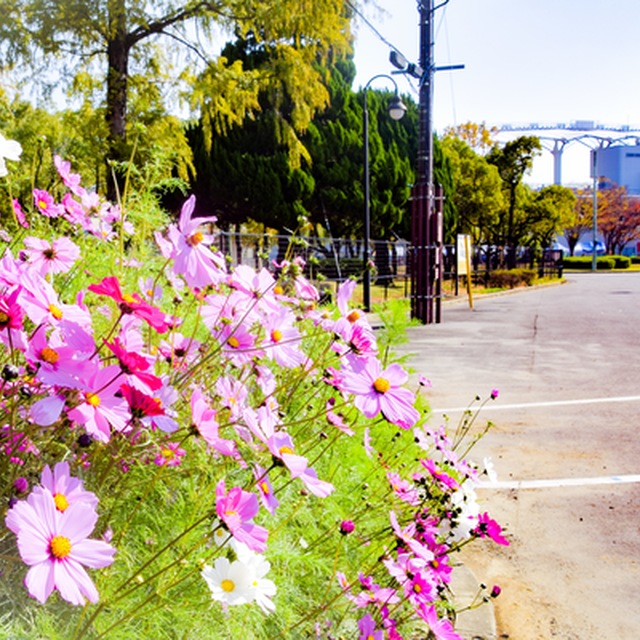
[448,479,481,541]
[233,542,277,614]
[0,133,22,177]
[201,557,253,606]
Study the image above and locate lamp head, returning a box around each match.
[387,95,407,121]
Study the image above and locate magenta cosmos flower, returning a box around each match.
[5,487,116,605]
[88,276,170,333]
[340,355,420,429]
[215,481,268,552]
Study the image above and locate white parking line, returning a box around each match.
[479,474,640,490]
[433,394,640,414]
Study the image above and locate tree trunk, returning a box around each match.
[106,0,130,202]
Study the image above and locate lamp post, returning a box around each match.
[362,75,406,312]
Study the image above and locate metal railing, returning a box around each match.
[212,229,563,301]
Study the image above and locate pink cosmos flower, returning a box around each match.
[26,326,93,389]
[215,481,268,552]
[421,459,460,491]
[158,332,200,369]
[39,461,99,512]
[214,322,261,367]
[12,198,29,228]
[154,442,186,467]
[54,155,83,194]
[163,195,226,289]
[417,604,464,640]
[215,376,248,421]
[358,613,383,640]
[61,193,88,226]
[261,309,306,368]
[88,276,170,333]
[190,387,240,459]
[326,398,354,436]
[33,189,63,218]
[352,572,400,608]
[18,271,92,329]
[67,364,131,442]
[266,432,334,497]
[138,379,179,433]
[23,236,80,275]
[340,355,420,429]
[5,487,116,605]
[253,465,279,515]
[387,472,421,506]
[0,286,24,333]
[474,512,509,546]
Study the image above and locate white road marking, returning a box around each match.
[478,474,640,490]
[433,394,640,414]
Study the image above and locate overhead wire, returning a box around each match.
[344,0,419,96]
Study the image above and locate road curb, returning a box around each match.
[450,562,498,640]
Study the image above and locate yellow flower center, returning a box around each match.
[270,329,283,343]
[188,231,203,246]
[122,293,136,305]
[48,304,63,320]
[279,446,294,456]
[40,347,59,364]
[49,535,72,559]
[273,285,284,295]
[373,378,391,394]
[53,493,69,511]
[86,392,101,407]
[221,579,235,593]
[413,583,422,593]
[161,448,174,459]
[260,481,270,495]
[227,337,240,349]
[53,493,69,512]
[347,310,361,323]
[0,312,9,324]
[38,199,48,210]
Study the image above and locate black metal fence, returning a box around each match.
[214,229,563,301]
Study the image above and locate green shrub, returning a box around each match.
[563,256,617,270]
[486,268,537,289]
[613,255,631,269]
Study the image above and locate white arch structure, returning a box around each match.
[495,121,640,185]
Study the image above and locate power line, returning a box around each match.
[344,0,412,64]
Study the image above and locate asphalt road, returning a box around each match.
[397,272,640,640]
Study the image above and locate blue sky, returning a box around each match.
[352,1,640,186]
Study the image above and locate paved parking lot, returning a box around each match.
[398,273,640,639]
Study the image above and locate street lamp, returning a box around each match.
[362,75,406,312]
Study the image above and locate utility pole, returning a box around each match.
[410,0,436,324]
[403,1,461,323]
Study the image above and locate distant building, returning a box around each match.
[592,145,640,194]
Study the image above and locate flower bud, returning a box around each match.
[339,520,355,535]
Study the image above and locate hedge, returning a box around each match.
[563,256,630,270]
[486,268,537,289]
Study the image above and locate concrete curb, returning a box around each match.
[450,563,497,640]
